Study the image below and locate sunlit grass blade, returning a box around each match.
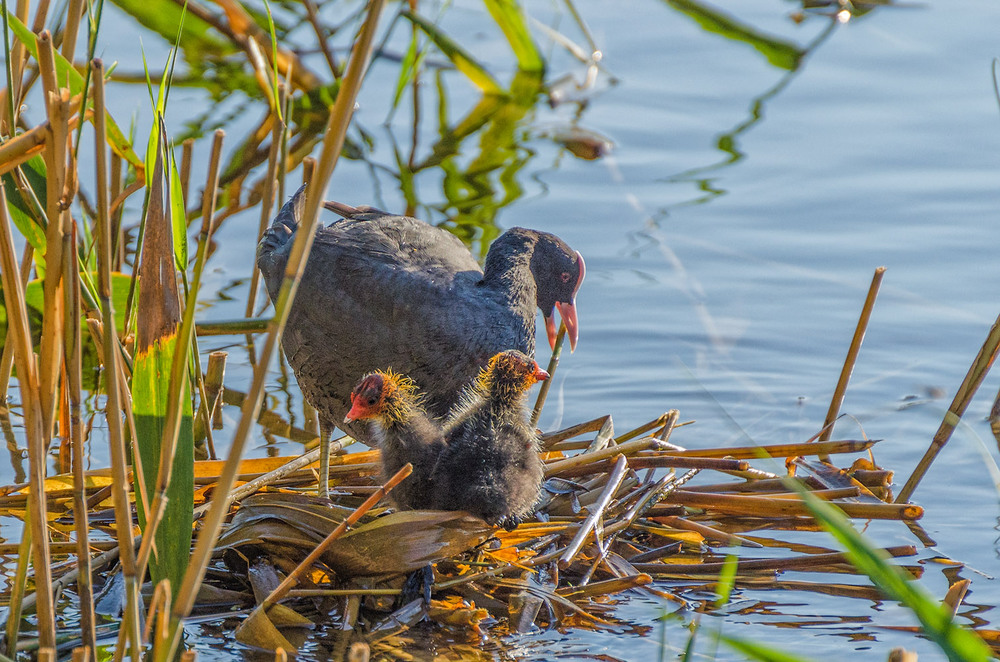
[401,9,502,95]
[794,483,993,661]
[482,0,543,73]
[719,636,814,662]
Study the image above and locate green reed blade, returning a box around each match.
[482,0,543,73]
[401,9,501,95]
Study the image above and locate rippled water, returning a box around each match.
[7,0,1000,659]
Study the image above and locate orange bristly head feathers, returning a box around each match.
[344,370,420,425]
[476,350,549,399]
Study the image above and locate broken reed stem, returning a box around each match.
[261,463,411,612]
[65,224,97,653]
[633,545,917,576]
[194,351,227,459]
[664,490,923,520]
[246,83,286,319]
[531,322,565,427]
[817,266,885,462]
[667,439,876,460]
[541,415,606,448]
[544,436,672,476]
[653,516,762,548]
[38,32,69,443]
[896,309,1000,503]
[0,188,56,648]
[161,4,387,656]
[179,138,194,204]
[0,243,34,402]
[92,59,143,662]
[550,454,748,478]
[0,122,48,175]
[4,511,30,658]
[559,454,629,569]
[556,574,652,600]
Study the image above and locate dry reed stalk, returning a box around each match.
[288,588,402,598]
[30,0,52,32]
[65,223,96,653]
[763,487,861,500]
[0,541,118,554]
[817,266,885,462]
[667,439,876,460]
[4,511,31,658]
[37,32,70,441]
[543,436,672,476]
[246,83,286,319]
[896,309,1000,503]
[662,490,923,520]
[194,350,227,459]
[162,5,387,656]
[0,122,48,175]
[541,416,606,448]
[60,0,86,61]
[556,573,652,600]
[71,645,89,662]
[0,243,35,401]
[633,544,917,576]
[179,138,194,204]
[109,154,124,270]
[303,0,338,77]
[531,323,565,426]
[8,0,30,116]
[550,455,748,478]
[679,476,825,494]
[653,515,763,548]
[92,58,143,661]
[558,454,629,569]
[235,463,412,641]
[0,187,56,647]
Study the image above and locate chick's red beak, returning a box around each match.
[344,394,365,423]
[533,364,550,383]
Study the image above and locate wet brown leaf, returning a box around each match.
[218,493,490,578]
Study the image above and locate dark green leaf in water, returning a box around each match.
[665,0,804,71]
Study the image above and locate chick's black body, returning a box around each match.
[255,186,583,444]
[344,372,445,510]
[431,351,547,529]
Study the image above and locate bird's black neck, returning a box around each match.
[480,229,538,330]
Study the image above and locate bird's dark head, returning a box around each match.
[477,350,549,399]
[345,370,417,425]
[528,231,585,352]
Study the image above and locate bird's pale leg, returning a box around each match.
[318,419,332,498]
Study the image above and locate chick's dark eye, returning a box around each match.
[367,397,377,406]
[560,271,571,283]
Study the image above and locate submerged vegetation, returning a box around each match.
[0,0,998,660]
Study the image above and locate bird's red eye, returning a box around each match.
[560,271,571,283]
